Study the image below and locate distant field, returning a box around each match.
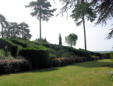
[0,59,113,86]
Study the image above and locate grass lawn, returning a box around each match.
[0,59,113,86]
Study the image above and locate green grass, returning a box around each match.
[0,59,113,86]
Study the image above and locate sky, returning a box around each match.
[0,0,113,51]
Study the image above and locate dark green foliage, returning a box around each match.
[0,38,48,57]
[0,38,105,70]
[71,2,96,50]
[2,22,32,40]
[71,2,96,23]
[26,0,56,21]
[65,33,78,47]
[0,59,31,74]
[0,39,22,56]
[0,14,8,38]
[34,38,49,45]
[43,44,76,58]
[102,53,113,59]
[59,33,62,46]
[43,44,99,58]
[19,49,51,69]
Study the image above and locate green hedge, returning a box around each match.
[52,56,103,67]
[0,39,22,56]
[19,49,51,69]
[0,59,31,74]
[43,44,94,58]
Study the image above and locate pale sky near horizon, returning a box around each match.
[0,0,113,51]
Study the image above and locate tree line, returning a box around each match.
[0,0,112,50]
[0,14,31,40]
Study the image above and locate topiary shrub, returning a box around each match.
[19,49,51,69]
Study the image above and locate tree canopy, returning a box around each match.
[71,2,96,50]
[65,33,78,47]
[26,0,56,40]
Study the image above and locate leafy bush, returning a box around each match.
[52,57,88,67]
[19,49,51,69]
[43,44,94,58]
[0,59,31,74]
[102,53,112,59]
[91,55,100,60]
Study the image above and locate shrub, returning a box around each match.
[43,44,93,58]
[102,53,111,59]
[0,59,31,74]
[19,49,51,69]
[52,57,89,67]
[91,55,100,60]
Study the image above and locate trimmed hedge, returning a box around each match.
[19,49,51,69]
[0,39,22,56]
[52,56,104,67]
[0,59,31,74]
[43,44,102,58]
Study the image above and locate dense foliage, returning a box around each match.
[19,49,51,69]
[2,22,32,40]
[65,33,78,47]
[0,59,31,74]
[0,38,111,75]
[59,33,62,46]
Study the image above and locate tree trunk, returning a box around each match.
[82,16,87,50]
[22,28,24,39]
[39,7,42,40]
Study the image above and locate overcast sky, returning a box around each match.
[0,0,113,51]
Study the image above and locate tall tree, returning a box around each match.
[3,22,32,40]
[19,22,32,40]
[0,14,8,38]
[59,33,62,46]
[65,33,78,47]
[71,2,96,50]
[26,0,56,40]
[91,0,113,39]
[60,0,113,40]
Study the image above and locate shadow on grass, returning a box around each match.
[0,67,59,76]
[31,67,59,73]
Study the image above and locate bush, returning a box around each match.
[52,57,88,67]
[19,49,51,69]
[0,59,31,74]
[102,53,111,59]
[91,55,100,60]
[43,44,93,58]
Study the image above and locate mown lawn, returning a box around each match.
[0,59,113,86]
